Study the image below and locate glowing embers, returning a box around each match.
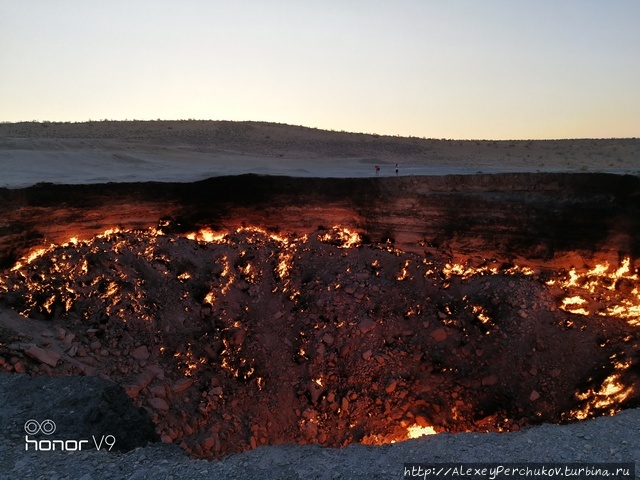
[472,305,492,325]
[318,226,361,249]
[549,257,640,324]
[173,343,205,377]
[406,424,437,439]
[570,361,633,420]
[186,228,227,244]
[560,296,590,316]
[396,260,412,281]
[441,260,534,282]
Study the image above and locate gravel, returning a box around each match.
[0,373,638,480]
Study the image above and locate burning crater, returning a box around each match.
[0,173,639,458]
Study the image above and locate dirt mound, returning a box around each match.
[1,225,639,459]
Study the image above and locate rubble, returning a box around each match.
[0,226,639,460]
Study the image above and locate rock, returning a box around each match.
[530,390,540,401]
[131,345,150,360]
[228,328,246,347]
[149,385,167,398]
[481,375,498,386]
[362,349,372,360]
[430,328,447,342]
[415,415,430,427]
[173,378,194,394]
[385,380,397,393]
[148,397,170,412]
[14,361,26,373]
[24,345,60,367]
[308,382,324,404]
[210,386,223,396]
[202,436,216,451]
[322,333,334,346]
[90,340,102,351]
[344,286,356,295]
[358,319,376,334]
[54,327,67,341]
[123,368,156,398]
[341,397,349,413]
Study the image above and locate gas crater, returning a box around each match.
[1,173,639,459]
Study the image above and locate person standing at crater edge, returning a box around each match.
[395,163,399,176]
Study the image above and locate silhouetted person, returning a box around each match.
[395,163,399,176]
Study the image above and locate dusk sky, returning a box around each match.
[1,1,639,139]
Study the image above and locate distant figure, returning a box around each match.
[395,163,399,176]
[375,165,380,176]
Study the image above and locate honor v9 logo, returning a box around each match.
[24,419,116,452]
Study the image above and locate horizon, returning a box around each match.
[1,1,639,140]
[1,118,638,142]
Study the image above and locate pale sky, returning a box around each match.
[1,1,639,139]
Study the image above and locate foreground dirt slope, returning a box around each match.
[1,372,639,480]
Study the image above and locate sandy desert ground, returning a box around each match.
[1,120,639,187]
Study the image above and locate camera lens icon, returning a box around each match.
[24,419,56,435]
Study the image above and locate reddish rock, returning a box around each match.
[131,345,150,360]
[228,328,246,347]
[308,382,324,404]
[362,349,372,360]
[481,375,498,386]
[24,346,60,368]
[14,361,26,373]
[358,318,376,334]
[385,380,397,393]
[173,378,194,394]
[150,385,167,398]
[415,415,429,427]
[123,368,156,398]
[202,435,216,451]
[322,333,334,346]
[430,328,447,342]
[148,397,170,412]
[530,390,541,401]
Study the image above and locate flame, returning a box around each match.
[560,296,589,316]
[318,226,361,249]
[551,257,639,324]
[571,361,633,420]
[472,305,492,324]
[396,260,411,281]
[406,425,437,438]
[186,228,227,243]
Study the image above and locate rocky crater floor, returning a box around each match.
[0,172,639,478]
